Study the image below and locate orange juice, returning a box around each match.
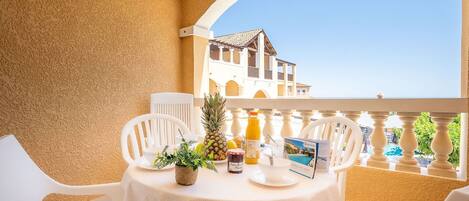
[245,111,261,164]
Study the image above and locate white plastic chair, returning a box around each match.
[150,92,195,132]
[120,113,191,164]
[298,116,363,201]
[0,135,122,201]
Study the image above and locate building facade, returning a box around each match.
[207,29,304,98]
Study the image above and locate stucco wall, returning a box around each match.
[346,166,468,201]
[0,0,187,200]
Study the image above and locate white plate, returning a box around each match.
[249,171,298,187]
[135,158,175,171]
[212,159,227,164]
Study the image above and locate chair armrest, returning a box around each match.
[55,182,122,201]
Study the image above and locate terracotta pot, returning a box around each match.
[175,165,198,186]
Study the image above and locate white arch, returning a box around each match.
[196,0,237,30]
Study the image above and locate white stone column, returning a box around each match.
[271,56,278,81]
[280,110,294,137]
[261,109,275,144]
[218,46,223,61]
[396,112,420,173]
[230,108,243,137]
[428,112,457,178]
[367,111,390,169]
[241,48,249,78]
[257,33,265,79]
[300,110,314,129]
[229,48,234,63]
[283,63,288,96]
[292,65,297,96]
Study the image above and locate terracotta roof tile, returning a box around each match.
[211,28,263,47]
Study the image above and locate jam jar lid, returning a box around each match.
[227,148,245,155]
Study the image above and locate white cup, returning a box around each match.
[143,145,176,163]
[258,157,291,183]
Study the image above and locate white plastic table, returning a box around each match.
[121,163,340,201]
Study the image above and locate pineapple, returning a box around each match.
[201,92,227,161]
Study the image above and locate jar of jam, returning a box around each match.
[227,149,244,174]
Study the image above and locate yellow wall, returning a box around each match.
[346,166,468,201]
[0,0,212,200]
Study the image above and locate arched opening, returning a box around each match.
[253,90,267,98]
[209,79,218,95]
[225,80,239,96]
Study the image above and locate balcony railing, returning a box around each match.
[194,98,468,179]
[264,70,272,80]
[248,67,259,78]
[277,72,284,80]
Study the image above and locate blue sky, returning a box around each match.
[212,0,462,98]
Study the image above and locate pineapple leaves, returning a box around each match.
[201,92,226,134]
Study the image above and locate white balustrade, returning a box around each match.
[193,98,467,179]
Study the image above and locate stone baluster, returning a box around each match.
[280,110,294,137]
[321,110,336,118]
[395,112,421,173]
[230,108,243,138]
[343,111,362,164]
[300,110,314,129]
[261,109,275,144]
[344,111,361,122]
[428,113,457,178]
[367,111,389,168]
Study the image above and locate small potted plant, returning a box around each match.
[153,133,217,186]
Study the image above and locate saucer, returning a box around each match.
[134,158,174,171]
[212,159,227,164]
[249,171,298,187]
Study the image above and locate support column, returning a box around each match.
[395,112,421,173]
[218,46,223,61]
[261,109,275,144]
[321,110,336,118]
[230,108,243,138]
[280,110,294,137]
[367,111,389,169]
[300,110,314,129]
[283,63,288,96]
[271,56,278,80]
[257,33,265,79]
[292,65,297,96]
[241,48,249,78]
[428,112,457,178]
[229,48,234,63]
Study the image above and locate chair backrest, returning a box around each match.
[150,92,195,132]
[298,116,362,201]
[121,113,191,164]
[0,135,62,200]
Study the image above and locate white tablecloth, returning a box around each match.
[121,163,340,201]
[445,185,469,201]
